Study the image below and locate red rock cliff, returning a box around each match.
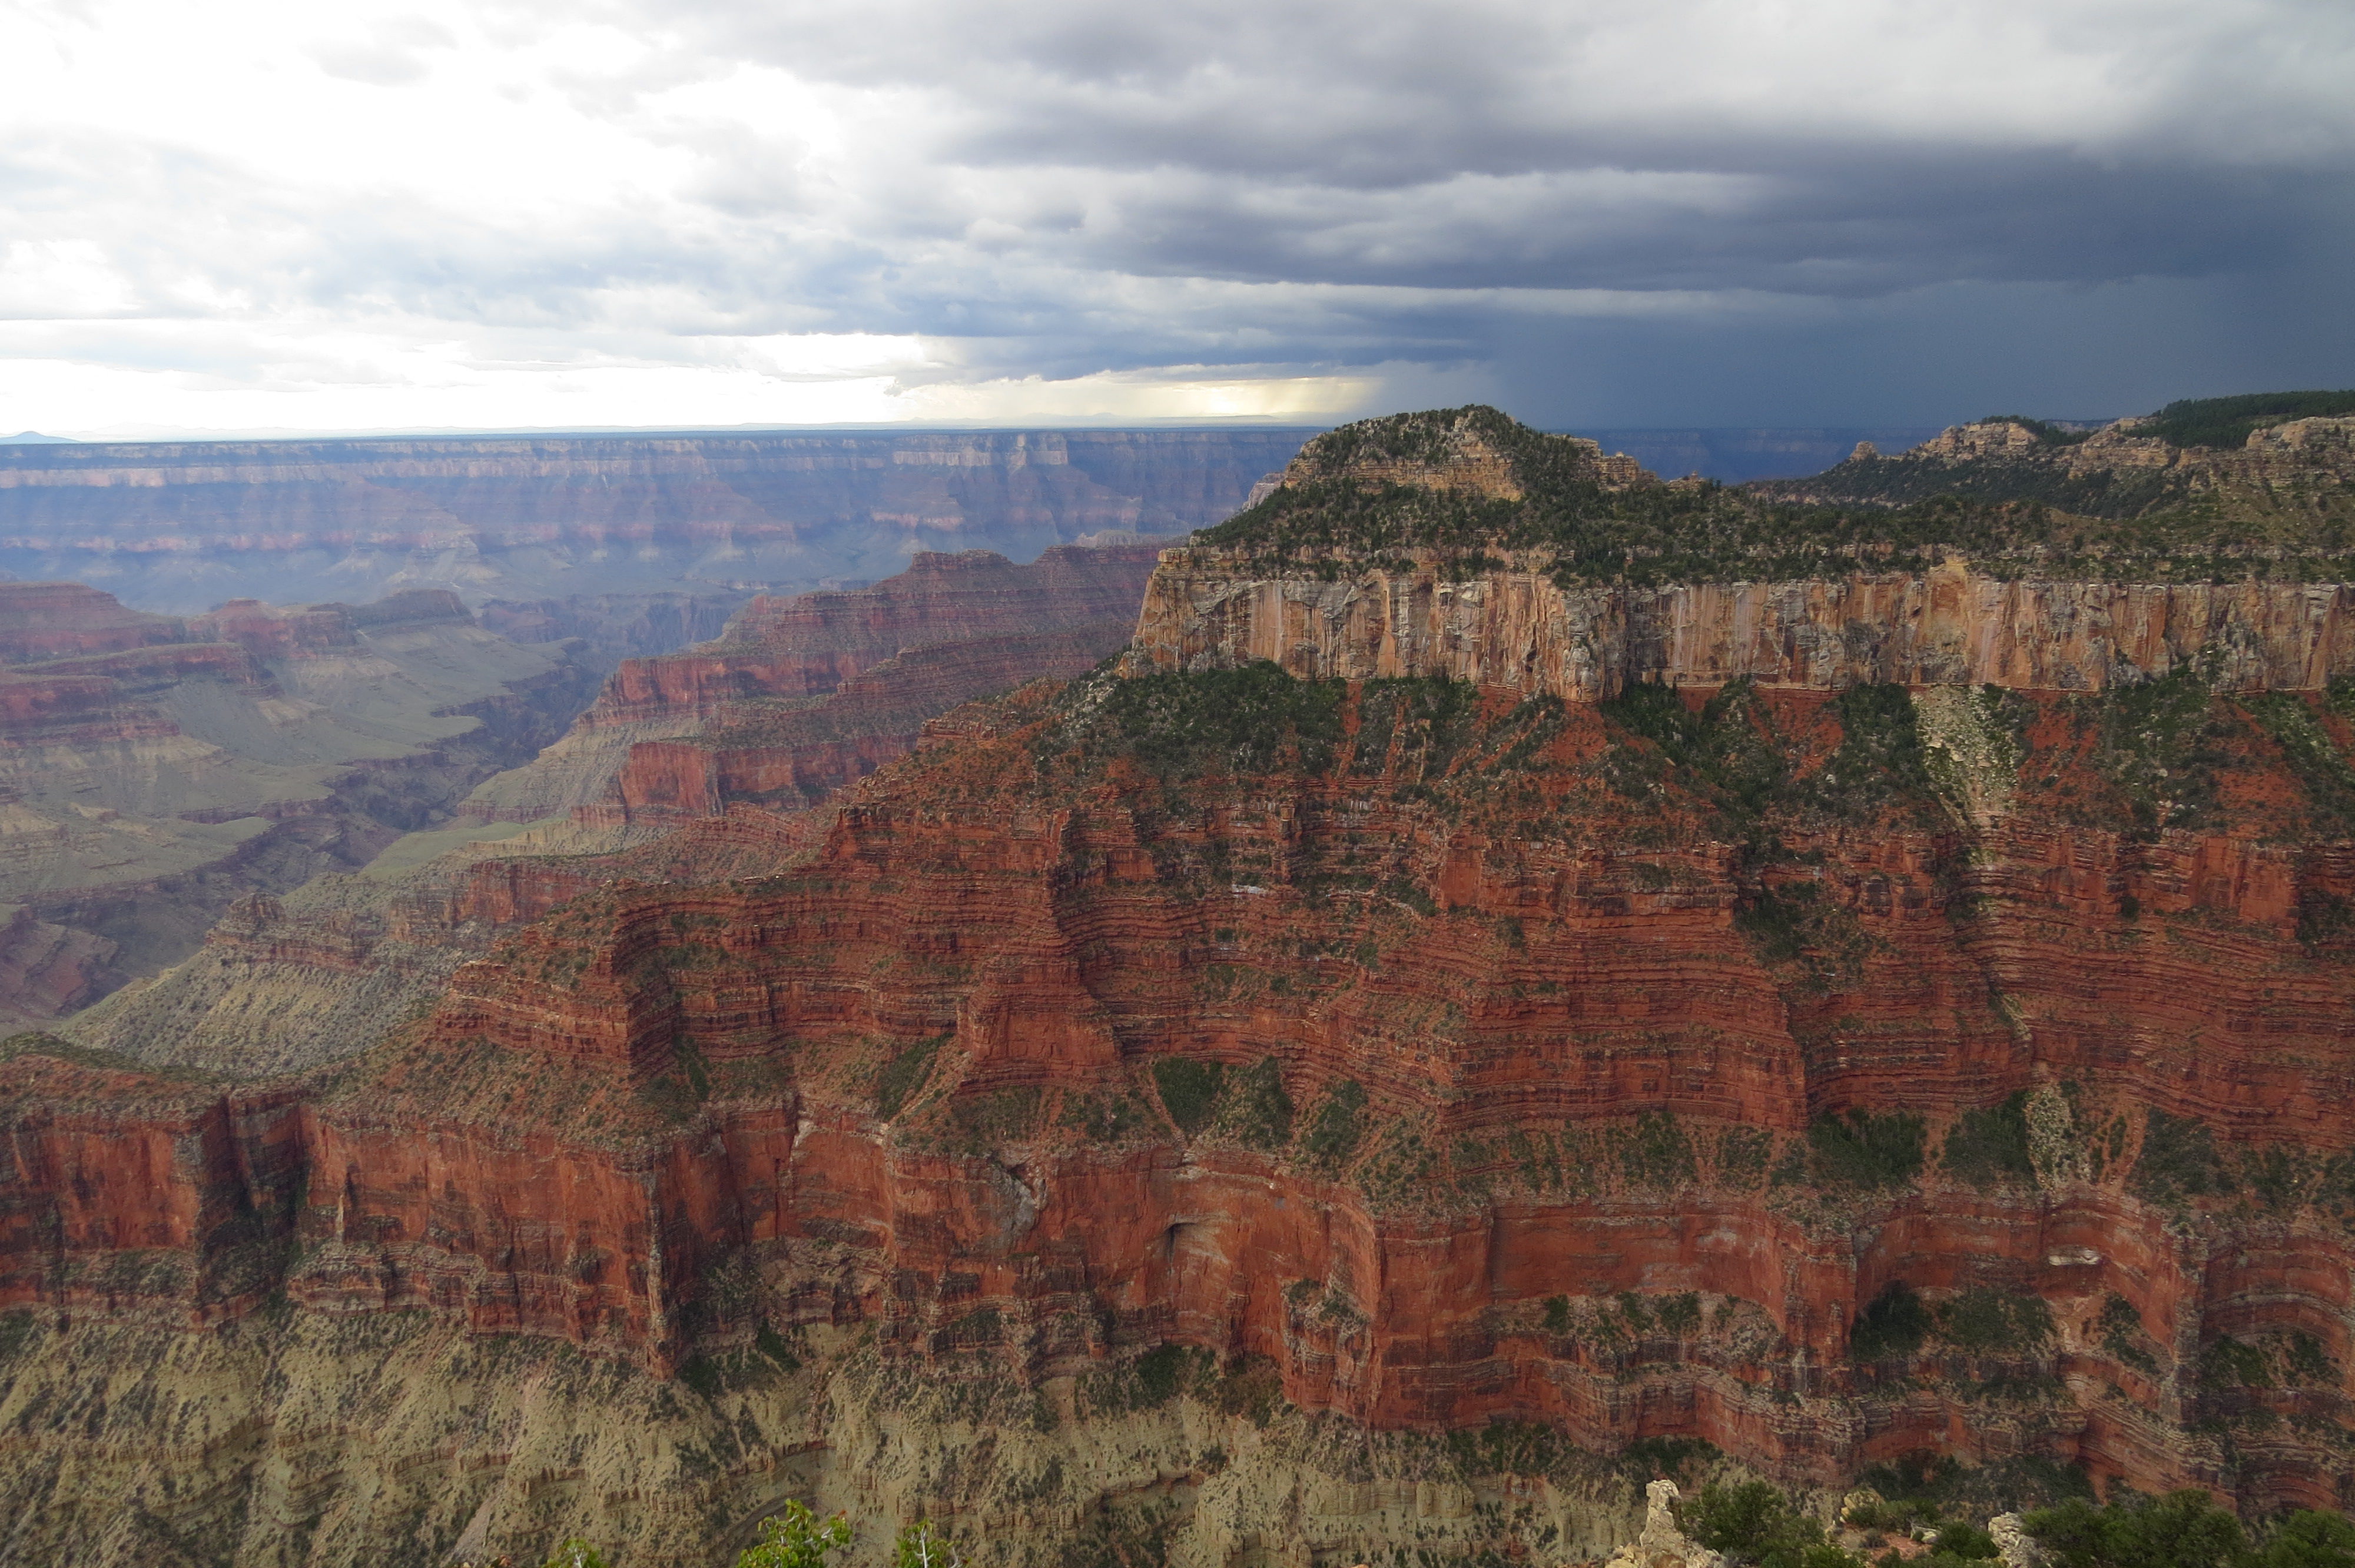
[16,660,2355,1513]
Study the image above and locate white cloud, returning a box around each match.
[0,0,2348,436]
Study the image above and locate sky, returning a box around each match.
[1,0,2350,438]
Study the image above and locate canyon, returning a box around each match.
[8,405,2355,1567]
[72,542,1169,1077]
[0,428,1309,617]
[0,582,596,1028]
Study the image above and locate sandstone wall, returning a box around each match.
[1135,552,2355,697]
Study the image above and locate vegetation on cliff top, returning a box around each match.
[2145,389,2355,450]
[1198,402,2355,583]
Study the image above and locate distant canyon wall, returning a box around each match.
[0,428,1312,613]
[1136,550,2355,696]
[466,543,1165,829]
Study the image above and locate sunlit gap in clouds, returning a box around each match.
[2,0,2350,437]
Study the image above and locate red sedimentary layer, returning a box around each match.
[595,620,1138,827]
[0,581,186,663]
[11,672,2355,1511]
[583,545,1164,730]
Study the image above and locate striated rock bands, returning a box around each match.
[469,544,1163,828]
[14,657,2355,1556]
[1135,551,2355,699]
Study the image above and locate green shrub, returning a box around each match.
[2257,1510,2355,1568]
[2132,1109,2224,1206]
[1809,1108,1927,1190]
[1938,1288,2053,1354]
[739,1501,854,1568]
[1301,1079,1367,1165]
[2025,1489,2249,1568]
[2243,693,2355,829]
[1153,1057,1225,1134]
[1621,1434,1717,1483]
[2145,390,2355,450]
[2099,1294,2158,1374]
[1684,1480,1859,1568]
[1942,1094,2035,1189]
[2200,1335,2271,1389]
[1227,1057,1293,1148]
[1132,1343,1190,1406]
[542,1542,610,1568]
[1621,1111,1697,1188]
[895,1522,967,1568]
[1085,662,1348,781]
[1850,1281,1932,1361]
[1814,684,1938,819]
[874,1037,946,1121]
[754,1322,800,1371]
[1859,1450,2091,1524]
[2077,665,2229,838]
[1936,1523,2003,1560]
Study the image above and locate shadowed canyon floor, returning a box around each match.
[8,401,2355,1566]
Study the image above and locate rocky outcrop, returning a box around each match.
[1134,552,2355,698]
[0,580,185,662]
[1759,414,2355,517]
[0,428,1311,612]
[466,544,1163,828]
[1607,1481,1724,1568]
[62,545,1147,1077]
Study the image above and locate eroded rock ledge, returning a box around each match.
[1135,550,2355,698]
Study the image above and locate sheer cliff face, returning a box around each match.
[16,660,2355,1560]
[1134,552,2355,699]
[15,405,2355,1566]
[0,428,1310,612]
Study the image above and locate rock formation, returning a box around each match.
[69,544,1165,1077]
[1757,409,2355,520]
[10,404,2355,1565]
[465,542,1163,830]
[1607,1480,1725,1568]
[1133,552,2355,700]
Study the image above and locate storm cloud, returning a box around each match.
[1,0,2349,434]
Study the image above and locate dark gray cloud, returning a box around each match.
[1,0,2349,433]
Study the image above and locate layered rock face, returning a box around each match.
[17,665,2355,1560]
[69,546,1163,1077]
[468,543,1163,829]
[1135,552,2355,699]
[14,404,2355,1566]
[0,582,595,1024]
[0,428,1309,613]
